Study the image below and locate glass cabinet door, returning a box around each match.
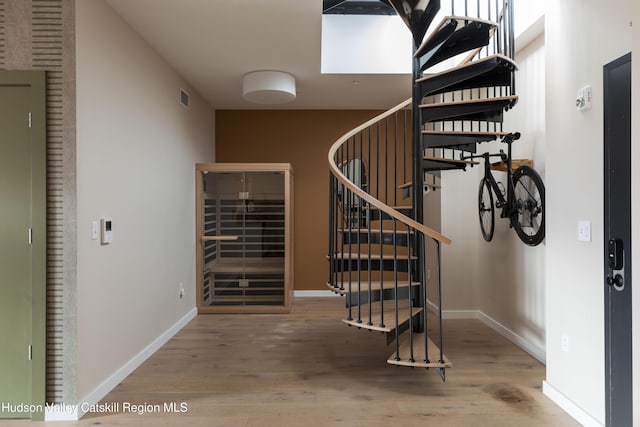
[199,169,286,309]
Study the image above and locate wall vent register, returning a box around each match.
[180,88,190,109]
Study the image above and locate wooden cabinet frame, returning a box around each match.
[195,163,294,313]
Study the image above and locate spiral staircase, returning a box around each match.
[326,0,517,380]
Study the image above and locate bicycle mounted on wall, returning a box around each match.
[462,132,545,246]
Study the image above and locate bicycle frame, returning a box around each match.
[464,133,520,223]
[463,132,545,246]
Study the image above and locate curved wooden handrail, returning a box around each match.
[327,97,452,245]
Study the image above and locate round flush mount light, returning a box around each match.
[242,71,296,104]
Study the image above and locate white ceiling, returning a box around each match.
[105,0,412,110]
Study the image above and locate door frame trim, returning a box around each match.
[0,70,47,421]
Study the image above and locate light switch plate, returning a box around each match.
[578,220,591,242]
[91,221,99,240]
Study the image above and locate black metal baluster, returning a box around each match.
[328,173,335,289]
[385,117,389,205]
[357,194,362,324]
[338,146,345,292]
[367,198,373,326]
[477,0,482,134]
[495,0,500,56]
[461,0,467,114]
[502,0,507,59]
[423,235,431,364]
[394,112,398,205]
[500,1,505,103]
[436,240,444,365]
[393,219,400,360]
[484,0,489,58]
[368,126,372,197]
[357,133,363,324]
[376,123,380,200]
[489,0,494,113]
[346,139,353,320]
[403,109,407,186]
[407,224,415,363]
[367,126,381,326]
[379,213,385,328]
[509,0,515,95]
[334,172,341,290]
[489,0,493,52]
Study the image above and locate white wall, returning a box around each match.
[440,9,547,323]
[440,168,480,310]
[513,0,546,39]
[76,0,214,402]
[544,0,631,423]
[476,32,546,356]
[424,179,443,305]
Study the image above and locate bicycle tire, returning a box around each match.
[512,165,545,246]
[478,178,495,242]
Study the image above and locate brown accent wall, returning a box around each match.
[216,110,381,291]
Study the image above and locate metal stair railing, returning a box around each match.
[328,97,451,375]
[430,0,516,138]
[326,0,516,377]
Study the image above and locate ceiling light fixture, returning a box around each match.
[242,70,296,104]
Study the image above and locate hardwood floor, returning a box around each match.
[11,298,577,426]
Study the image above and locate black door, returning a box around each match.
[603,52,632,427]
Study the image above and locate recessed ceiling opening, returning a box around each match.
[321,14,412,74]
[323,0,396,15]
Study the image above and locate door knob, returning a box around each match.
[606,274,624,287]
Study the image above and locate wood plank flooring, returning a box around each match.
[9,298,577,426]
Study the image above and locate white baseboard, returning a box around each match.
[45,308,197,421]
[476,311,546,364]
[426,299,478,319]
[542,381,603,427]
[425,299,441,315]
[294,290,340,297]
[44,403,79,421]
[426,299,545,364]
[444,309,481,319]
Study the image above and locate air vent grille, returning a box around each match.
[180,88,190,109]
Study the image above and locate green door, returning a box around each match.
[0,85,35,418]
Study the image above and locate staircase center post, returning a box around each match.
[411,47,425,311]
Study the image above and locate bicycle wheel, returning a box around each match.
[512,165,545,246]
[478,178,495,242]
